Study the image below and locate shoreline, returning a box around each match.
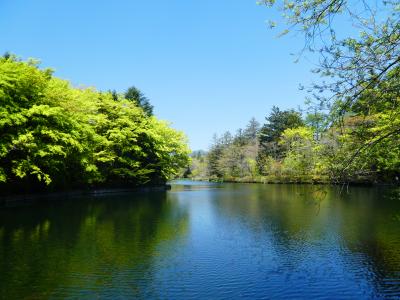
[0,184,171,207]
[186,177,399,187]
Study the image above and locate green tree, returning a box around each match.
[0,58,101,190]
[258,106,304,160]
[243,117,260,142]
[280,127,319,178]
[261,0,400,181]
[124,86,154,116]
[304,110,328,141]
[0,56,189,193]
[207,134,226,178]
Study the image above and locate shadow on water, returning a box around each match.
[0,191,189,299]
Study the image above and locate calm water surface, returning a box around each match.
[0,181,400,299]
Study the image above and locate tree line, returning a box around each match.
[0,55,190,194]
[185,102,399,184]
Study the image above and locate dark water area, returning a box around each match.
[0,181,399,299]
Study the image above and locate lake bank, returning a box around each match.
[188,175,400,186]
[0,184,171,207]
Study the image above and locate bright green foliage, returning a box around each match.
[280,127,316,176]
[0,57,190,193]
[258,106,304,160]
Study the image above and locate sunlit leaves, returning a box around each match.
[0,56,190,192]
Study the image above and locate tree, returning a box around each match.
[0,56,189,193]
[110,89,118,101]
[280,127,318,177]
[233,128,247,147]
[261,0,400,180]
[183,150,208,179]
[2,52,11,60]
[124,86,154,116]
[258,106,304,159]
[305,110,327,141]
[243,117,260,142]
[207,133,228,178]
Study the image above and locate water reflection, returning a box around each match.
[203,184,400,298]
[0,192,189,299]
[0,182,399,299]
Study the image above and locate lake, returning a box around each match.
[0,181,399,299]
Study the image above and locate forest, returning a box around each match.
[186,104,399,184]
[0,55,190,194]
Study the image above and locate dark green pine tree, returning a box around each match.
[258,106,304,159]
[124,86,154,116]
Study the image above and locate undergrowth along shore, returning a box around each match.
[187,176,399,186]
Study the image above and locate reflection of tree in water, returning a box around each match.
[390,188,400,222]
[337,187,400,292]
[214,184,332,234]
[208,184,333,270]
[209,184,400,296]
[290,185,329,215]
[0,192,189,299]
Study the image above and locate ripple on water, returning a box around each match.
[0,182,399,299]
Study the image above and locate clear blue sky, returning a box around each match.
[0,0,318,150]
